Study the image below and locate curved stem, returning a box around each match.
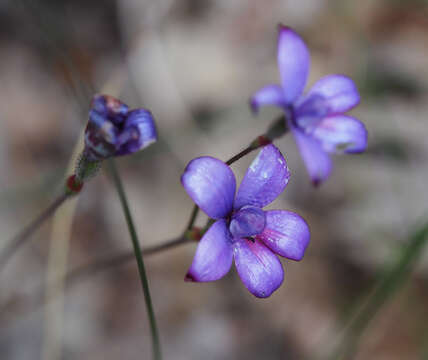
[0,192,70,273]
[68,236,189,285]
[108,159,162,360]
[0,236,191,324]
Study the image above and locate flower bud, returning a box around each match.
[83,94,157,161]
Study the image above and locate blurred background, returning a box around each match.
[1,0,428,359]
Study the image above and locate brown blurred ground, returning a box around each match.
[1,0,428,359]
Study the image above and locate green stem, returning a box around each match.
[108,160,161,360]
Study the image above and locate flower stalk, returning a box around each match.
[107,159,162,360]
[0,192,71,273]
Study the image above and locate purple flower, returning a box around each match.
[251,25,367,185]
[84,94,157,161]
[181,144,310,298]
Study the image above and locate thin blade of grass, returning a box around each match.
[328,220,428,360]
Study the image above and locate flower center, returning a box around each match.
[229,206,266,239]
[294,94,330,133]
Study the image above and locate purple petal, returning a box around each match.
[250,84,286,113]
[277,25,310,104]
[181,157,236,219]
[312,115,368,154]
[233,238,284,298]
[229,206,266,238]
[84,110,119,161]
[303,75,360,115]
[185,220,233,282]
[292,127,332,186]
[257,210,310,261]
[91,94,128,125]
[115,109,158,156]
[294,94,331,130]
[235,144,290,210]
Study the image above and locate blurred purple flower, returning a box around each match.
[181,144,310,298]
[251,25,367,186]
[84,94,157,161]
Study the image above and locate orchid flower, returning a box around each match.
[251,25,367,185]
[181,144,310,298]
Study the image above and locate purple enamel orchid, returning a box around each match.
[181,144,310,298]
[84,94,157,161]
[251,25,367,186]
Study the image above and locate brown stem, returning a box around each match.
[68,236,189,285]
[225,145,257,165]
[0,193,70,273]
[185,205,199,231]
[0,235,191,322]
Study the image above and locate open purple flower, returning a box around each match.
[84,94,157,161]
[251,25,367,185]
[181,144,310,298]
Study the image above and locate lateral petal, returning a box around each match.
[257,210,310,261]
[181,157,236,219]
[303,74,360,116]
[185,220,233,282]
[250,84,286,113]
[312,115,368,154]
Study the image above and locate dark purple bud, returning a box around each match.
[91,94,128,125]
[83,94,157,161]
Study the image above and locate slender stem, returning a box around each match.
[67,236,189,285]
[0,236,191,324]
[185,205,199,231]
[0,192,70,272]
[108,159,162,360]
[225,145,257,165]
